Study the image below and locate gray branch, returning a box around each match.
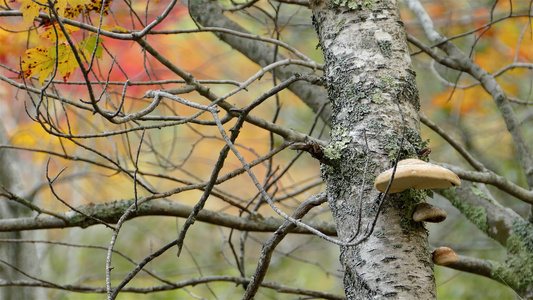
[0,276,345,299]
[0,199,337,235]
[441,164,533,205]
[406,0,533,188]
[446,255,495,281]
[244,193,327,299]
[188,0,331,125]
[436,181,522,247]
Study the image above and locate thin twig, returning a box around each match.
[243,193,326,299]
[44,160,115,230]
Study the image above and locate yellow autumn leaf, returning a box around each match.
[53,44,80,81]
[85,0,113,14]
[58,0,91,17]
[41,24,80,42]
[17,0,94,27]
[63,0,92,19]
[21,43,81,85]
[100,25,128,33]
[68,0,91,7]
[21,46,55,85]
[54,0,69,17]
[64,0,112,19]
[18,0,45,27]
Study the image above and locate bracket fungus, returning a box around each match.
[374,159,461,194]
[432,246,459,266]
[412,203,447,223]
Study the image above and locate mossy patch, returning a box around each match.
[335,17,347,34]
[377,40,392,58]
[452,197,489,234]
[69,199,152,228]
[379,74,396,88]
[371,91,384,104]
[382,127,422,162]
[323,128,351,161]
[513,219,533,252]
[470,184,492,201]
[491,227,533,292]
[399,188,427,232]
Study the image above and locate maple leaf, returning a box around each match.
[53,44,80,82]
[21,43,81,85]
[21,46,56,85]
[17,0,106,85]
[68,0,92,7]
[64,0,112,19]
[100,25,128,33]
[54,0,69,17]
[18,0,45,27]
[17,0,94,26]
[81,36,104,59]
[85,0,113,14]
[42,24,80,42]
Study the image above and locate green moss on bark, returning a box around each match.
[491,228,533,292]
[323,132,351,161]
[451,190,489,234]
[377,40,392,58]
[69,199,152,227]
[399,189,427,232]
[382,128,422,162]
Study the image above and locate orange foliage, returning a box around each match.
[430,86,491,115]
[419,1,531,118]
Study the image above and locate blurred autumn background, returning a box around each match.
[0,0,532,299]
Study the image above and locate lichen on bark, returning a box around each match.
[492,228,533,293]
[311,0,435,298]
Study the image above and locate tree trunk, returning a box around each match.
[311,1,436,298]
[0,125,43,299]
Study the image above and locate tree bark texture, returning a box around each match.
[311,1,436,298]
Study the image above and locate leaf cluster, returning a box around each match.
[18,0,107,84]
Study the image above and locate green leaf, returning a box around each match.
[81,36,104,59]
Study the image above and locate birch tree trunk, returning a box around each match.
[311,1,436,298]
[0,124,43,300]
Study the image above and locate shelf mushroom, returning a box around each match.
[413,203,447,223]
[432,246,459,266]
[374,159,461,194]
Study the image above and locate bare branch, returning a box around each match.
[406,0,533,188]
[436,181,522,246]
[0,199,336,234]
[244,193,327,298]
[0,276,345,299]
[441,164,533,205]
[188,0,331,125]
[445,254,494,280]
[420,114,485,171]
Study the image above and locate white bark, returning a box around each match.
[311,1,435,298]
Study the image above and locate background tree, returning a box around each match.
[0,0,531,299]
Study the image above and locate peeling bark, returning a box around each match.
[311,1,435,298]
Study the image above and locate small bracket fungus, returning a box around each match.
[413,203,447,223]
[432,246,459,266]
[374,159,461,194]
